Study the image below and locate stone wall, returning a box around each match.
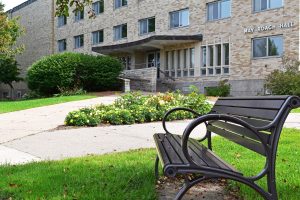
[122,67,157,92]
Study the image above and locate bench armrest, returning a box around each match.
[181,114,269,167]
[162,107,202,134]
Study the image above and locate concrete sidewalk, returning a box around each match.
[0,95,117,144]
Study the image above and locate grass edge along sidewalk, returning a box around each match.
[0,128,298,199]
[0,95,96,114]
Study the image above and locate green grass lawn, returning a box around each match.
[291,108,300,113]
[0,129,298,199]
[0,95,96,114]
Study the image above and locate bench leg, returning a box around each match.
[155,155,160,180]
[175,176,209,200]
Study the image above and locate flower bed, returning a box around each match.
[65,89,212,126]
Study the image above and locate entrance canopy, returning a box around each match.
[92,34,202,54]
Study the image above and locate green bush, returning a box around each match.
[65,90,212,127]
[206,80,231,97]
[265,58,300,96]
[27,52,123,96]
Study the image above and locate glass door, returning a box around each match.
[147,51,160,78]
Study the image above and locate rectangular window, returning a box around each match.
[114,0,127,9]
[119,56,131,70]
[253,0,283,12]
[184,49,188,68]
[207,0,231,21]
[92,1,104,15]
[165,51,169,70]
[114,24,127,41]
[208,45,214,66]
[252,35,283,58]
[170,9,189,28]
[189,48,195,68]
[171,51,174,69]
[201,46,207,67]
[58,16,67,27]
[216,44,221,66]
[74,35,84,49]
[92,30,104,45]
[223,43,230,65]
[58,39,67,52]
[75,9,84,21]
[139,17,155,35]
[177,50,181,69]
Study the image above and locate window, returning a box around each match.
[92,1,104,15]
[92,30,104,45]
[223,43,230,65]
[74,35,84,49]
[114,0,127,9]
[75,9,84,21]
[58,16,67,27]
[253,0,283,12]
[58,39,67,52]
[184,49,188,68]
[252,35,283,58]
[207,0,231,21]
[114,24,127,40]
[189,48,195,76]
[139,17,155,35]
[170,9,189,28]
[201,43,230,76]
[119,56,131,70]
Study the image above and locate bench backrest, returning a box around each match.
[207,96,300,156]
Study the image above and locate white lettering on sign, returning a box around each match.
[244,22,294,34]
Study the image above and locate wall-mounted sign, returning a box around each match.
[244,22,294,34]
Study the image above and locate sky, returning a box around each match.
[1,0,27,11]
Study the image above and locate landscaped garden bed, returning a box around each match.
[0,128,298,199]
[65,88,212,127]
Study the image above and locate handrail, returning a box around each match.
[158,69,176,81]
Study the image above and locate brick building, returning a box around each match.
[2,0,299,98]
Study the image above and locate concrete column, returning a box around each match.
[213,44,217,75]
[160,49,166,78]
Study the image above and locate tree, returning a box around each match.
[0,2,24,56]
[0,56,23,98]
[55,0,94,17]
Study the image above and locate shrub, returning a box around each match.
[206,80,231,97]
[65,90,212,127]
[27,52,123,96]
[265,57,300,96]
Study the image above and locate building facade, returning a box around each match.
[3,0,299,97]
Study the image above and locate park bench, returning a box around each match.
[153,96,300,200]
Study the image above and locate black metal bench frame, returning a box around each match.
[154,96,300,200]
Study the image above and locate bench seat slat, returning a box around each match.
[209,120,270,144]
[214,99,285,110]
[207,125,266,156]
[153,134,171,167]
[212,105,278,121]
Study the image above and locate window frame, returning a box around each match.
[252,35,283,59]
[113,24,127,41]
[58,15,67,27]
[139,17,155,35]
[92,30,104,45]
[92,0,104,15]
[207,0,231,22]
[169,8,189,29]
[253,0,283,13]
[74,9,84,22]
[58,39,67,52]
[74,34,84,49]
[114,0,128,9]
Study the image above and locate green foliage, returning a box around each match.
[65,91,212,127]
[265,57,300,96]
[27,52,123,96]
[206,80,231,97]
[55,0,94,18]
[0,56,22,88]
[0,3,24,56]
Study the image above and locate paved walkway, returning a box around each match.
[0,96,299,165]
